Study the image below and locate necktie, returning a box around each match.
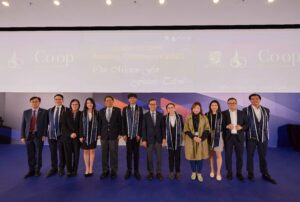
[55,107,59,133]
[30,110,36,132]
[151,112,156,125]
[106,108,112,122]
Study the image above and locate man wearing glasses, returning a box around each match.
[222,98,248,181]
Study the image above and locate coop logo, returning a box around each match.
[8,52,24,69]
[258,50,300,67]
[34,50,74,67]
[230,51,247,68]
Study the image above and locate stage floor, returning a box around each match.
[0,144,299,202]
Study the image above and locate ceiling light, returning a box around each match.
[159,0,165,5]
[53,0,60,6]
[1,1,10,7]
[106,0,112,6]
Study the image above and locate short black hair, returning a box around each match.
[249,93,261,100]
[166,102,175,109]
[104,95,114,101]
[29,96,41,102]
[69,99,80,110]
[128,93,137,99]
[54,94,64,99]
[148,98,156,104]
[227,97,237,103]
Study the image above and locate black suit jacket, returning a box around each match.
[122,105,143,137]
[222,109,248,142]
[142,111,164,144]
[62,110,82,141]
[47,105,70,137]
[21,108,48,139]
[99,107,122,140]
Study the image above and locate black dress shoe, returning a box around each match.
[226,172,233,180]
[156,173,163,181]
[175,172,180,180]
[134,172,141,180]
[46,169,58,177]
[59,170,65,176]
[147,172,154,180]
[248,172,254,181]
[262,174,277,184]
[100,172,110,179]
[169,172,175,180]
[111,172,117,179]
[124,170,132,180]
[66,172,73,177]
[35,170,41,177]
[237,173,244,181]
[24,171,35,179]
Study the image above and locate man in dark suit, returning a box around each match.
[99,96,122,179]
[122,93,144,180]
[222,97,248,181]
[21,96,48,178]
[46,94,69,177]
[142,98,165,181]
[243,93,276,184]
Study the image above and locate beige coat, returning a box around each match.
[183,114,210,160]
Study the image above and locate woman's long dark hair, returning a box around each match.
[208,100,221,114]
[84,97,96,111]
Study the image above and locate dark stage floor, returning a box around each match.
[0,144,299,202]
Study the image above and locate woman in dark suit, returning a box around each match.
[163,103,184,180]
[80,98,99,177]
[62,99,81,177]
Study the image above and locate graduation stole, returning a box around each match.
[207,112,223,148]
[126,106,140,139]
[82,110,98,145]
[165,113,182,150]
[246,105,269,142]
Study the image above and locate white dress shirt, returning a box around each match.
[229,109,237,134]
[252,105,262,122]
[169,115,176,127]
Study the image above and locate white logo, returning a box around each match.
[230,51,247,68]
[8,52,24,69]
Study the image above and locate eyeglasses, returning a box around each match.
[227,102,237,105]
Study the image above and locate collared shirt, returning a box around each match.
[169,114,176,127]
[54,105,62,121]
[31,108,39,132]
[31,108,39,119]
[106,107,113,121]
[252,105,262,122]
[130,104,136,111]
[229,109,237,134]
[150,110,156,125]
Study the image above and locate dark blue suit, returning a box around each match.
[21,108,47,172]
[142,111,164,173]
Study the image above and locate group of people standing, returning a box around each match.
[21,93,276,184]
